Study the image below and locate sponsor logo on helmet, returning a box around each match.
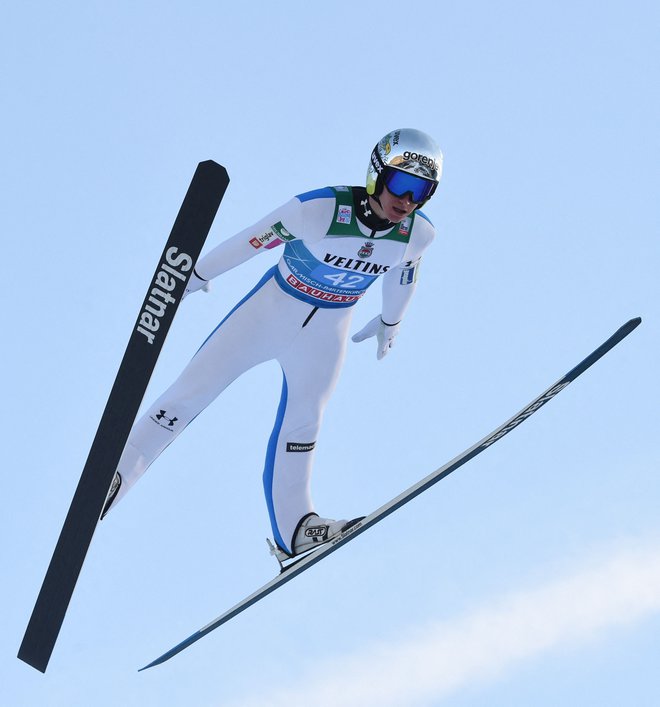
[390,130,400,146]
[403,151,439,172]
[370,149,383,174]
[378,132,398,161]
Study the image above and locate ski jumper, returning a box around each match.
[111,186,435,554]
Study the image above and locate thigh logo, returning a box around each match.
[286,442,316,453]
[151,410,178,430]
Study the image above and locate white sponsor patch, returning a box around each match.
[336,205,352,224]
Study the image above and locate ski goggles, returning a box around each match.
[382,167,437,204]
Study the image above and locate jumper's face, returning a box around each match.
[369,186,418,223]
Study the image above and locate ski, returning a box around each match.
[18,161,230,673]
[139,316,641,671]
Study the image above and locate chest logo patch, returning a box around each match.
[398,217,411,236]
[358,241,374,258]
[336,205,352,224]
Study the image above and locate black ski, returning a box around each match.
[18,160,230,673]
[139,317,641,671]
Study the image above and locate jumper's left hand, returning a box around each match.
[183,271,211,300]
[352,316,400,360]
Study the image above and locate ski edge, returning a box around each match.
[139,316,641,671]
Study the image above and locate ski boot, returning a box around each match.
[268,512,364,570]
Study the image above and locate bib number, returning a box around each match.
[323,272,366,289]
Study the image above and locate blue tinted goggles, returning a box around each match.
[383,167,436,204]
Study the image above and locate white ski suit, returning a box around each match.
[111,185,435,554]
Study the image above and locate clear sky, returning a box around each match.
[2,1,659,705]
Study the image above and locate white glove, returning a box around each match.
[183,270,211,300]
[352,316,401,360]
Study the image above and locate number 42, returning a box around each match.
[324,272,365,288]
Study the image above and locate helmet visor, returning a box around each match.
[383,167,436,204]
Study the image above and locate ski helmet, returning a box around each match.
[366,128,443,206]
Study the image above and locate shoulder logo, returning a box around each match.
[398,217,411,236]
[273,222,295,241]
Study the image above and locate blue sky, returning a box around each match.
[2,1,659,705]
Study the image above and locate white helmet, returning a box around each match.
[366,128,443,205]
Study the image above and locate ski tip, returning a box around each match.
[198,159,230,177]
[621,317,642,335]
